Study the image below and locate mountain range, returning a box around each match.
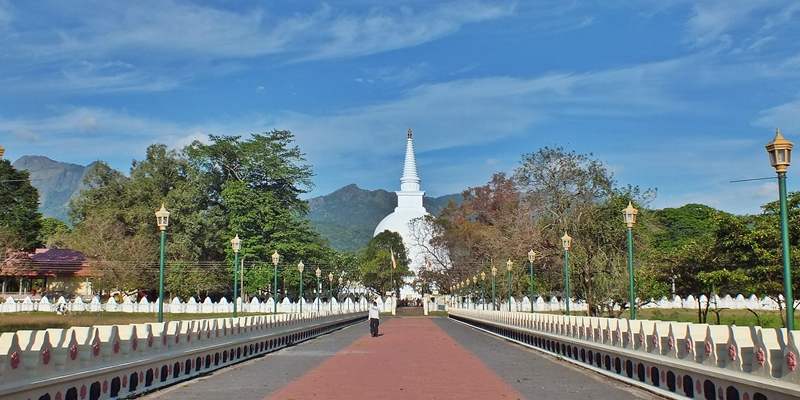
[307,184,461,251]
[12,156,94,222]
[13,156,461,252]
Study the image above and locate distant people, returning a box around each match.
[369,301,380,337]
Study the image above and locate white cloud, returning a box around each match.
[0,1,516,93]
[754,98,800,132]
[276,57,692,169]
[0,107,264,167]
[356,62,431,86]
[1,54,697,168]
[294,2,515,61]
[683,0,798,52]
[1,48,793,213]
[0,60,180,94]
[0,55,692,189]
[685,1,759,48]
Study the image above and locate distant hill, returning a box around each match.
[12,156,94,222]
[307,184,461,252]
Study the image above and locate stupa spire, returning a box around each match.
[400,128,420,192]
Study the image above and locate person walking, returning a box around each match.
[369,300,380,337]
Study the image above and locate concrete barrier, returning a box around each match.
[449,308,799,400]
[0,309,367,400]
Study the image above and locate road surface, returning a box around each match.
[144,317,657,400]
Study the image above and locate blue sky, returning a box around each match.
[1,1,799,214]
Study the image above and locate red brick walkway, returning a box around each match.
[264,318,523,400]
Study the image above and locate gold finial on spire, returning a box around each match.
[0,145,4,159]
[407,128,413,139]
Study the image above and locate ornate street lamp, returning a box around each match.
[767,129,795,330]
[328,272,334,312]
[338,276,344,312]
[155,204,170,323]
[271,251,280,314]
[623,202,639,320]
[472,275,478,308]
[297,261,305,314]
[491,265,497,311]
[561,232,572,315]
[230,234,242,317]
[528,249,536,314]
[480,271,486,310]
[391,256,397,298]
[315,267,322,313]
[506,259,513,312]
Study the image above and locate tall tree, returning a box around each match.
[430,147,663,316]
[65,131,332,299]
[38,217,70,248]
[711,193,800,325]
[185,131,313,213]
[0,160,42,250]
[359,230,412,297]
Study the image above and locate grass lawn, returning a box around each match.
[0,312,271,333]
[631,308,796,329]
[541,309,795,329]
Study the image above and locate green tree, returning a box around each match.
[64,131,346,301]
[0,160,43,250]
[696,269,750,324]
[430,147,663,316]
[38,217,70,248]
[513,147,658,315]
[185,131,313,213]
[359,231,412,297]
[650,204,729,296]
[166,262,226,300]
[221,179,333,299]
[710,193,800,326]
[63,213,156,293]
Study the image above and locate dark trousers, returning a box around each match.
[369,318,379,336]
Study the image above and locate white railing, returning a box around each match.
[449,307,800,400]
[0,309,367,400]
[0,294,397,315]
[449,293,794,313]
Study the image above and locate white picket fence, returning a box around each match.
[0,294,397,314]
[454,293,795,313]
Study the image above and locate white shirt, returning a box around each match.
[369,305,380,319]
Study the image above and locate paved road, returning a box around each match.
[433,318,655,400]
[145,317,658,400]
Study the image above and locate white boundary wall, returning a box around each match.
[451,293,794,313]
[0,309,367,400]
[0,295,396,315]
[449,307,800,400]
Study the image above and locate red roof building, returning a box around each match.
[1,248,95,297]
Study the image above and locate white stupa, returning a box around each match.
[374,129,429,299]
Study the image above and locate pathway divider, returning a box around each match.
[0,309,367,400]
[449,308,800,400]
